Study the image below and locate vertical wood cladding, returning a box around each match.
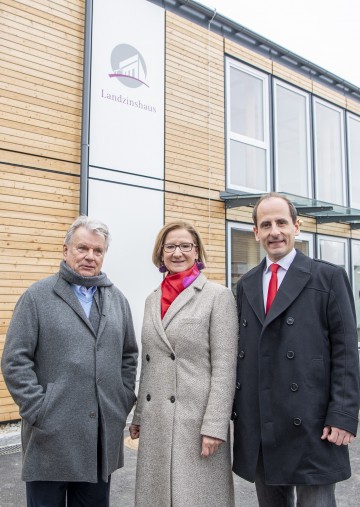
[1,1,360,422]
[164,10,360,282]
[165,11,227,284]
[0,0,84,422]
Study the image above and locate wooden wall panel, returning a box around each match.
[272,62,313,92]
[0,0,84,422]
[165,10,360,285]
[165,194,226,284]
[0,0,83,161]
[346,98,360,116]
[2,1,360,423]
[225,39,272,73]
[165,12,226,284]
[226,37,358,114]
[312,82,347,109]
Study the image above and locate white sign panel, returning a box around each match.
[89,0,164,178]
[88,178,163,354]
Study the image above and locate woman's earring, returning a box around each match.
[159,264,167,273]
[196,260,205,271]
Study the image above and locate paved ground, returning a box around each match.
[1,426,359,506]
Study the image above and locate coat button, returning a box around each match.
[146,394,151,401]
[238,350,245,359]
[89,411,97,418]
[286,317,295,325]
[231,411,238,421]
[293,417,302,426]
[286,351,295,359]
[170,353,175,360]
[146,354,150,361]
[170,396,175,403]
[236,381,241,390]
[242,319,248,327]
[290,383,299,392]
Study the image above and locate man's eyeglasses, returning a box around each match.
[163,243,196,253]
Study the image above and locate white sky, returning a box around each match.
[202,0,360,88]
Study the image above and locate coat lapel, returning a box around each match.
[150,273,207,350]
[265,250,312,325]
[53,276,96,336]
[97,287,111,340]
[162,273,206,329]
[149,287,172,349]
[242,259,266,325]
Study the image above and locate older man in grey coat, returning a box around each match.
[1,216,138,507]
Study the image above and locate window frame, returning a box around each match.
[273,79,312,197]
[227,221,314,289]
[316,234,349,274]
[225,58,270,193]
[227,221,255,290]
[347,112,360,209]
[351,239,360,287]
[313,97,347,206]
[350,239,360,344]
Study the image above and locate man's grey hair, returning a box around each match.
[64,216,111,252]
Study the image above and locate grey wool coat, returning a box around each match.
[1,270,138,483]
[233,250,360,485]
[132,273,239,507]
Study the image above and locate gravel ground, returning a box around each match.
[0,422,21,433]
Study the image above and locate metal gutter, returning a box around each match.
[80,0,93,215]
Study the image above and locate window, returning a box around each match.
[295,232,314,258]
[274,80,312,197]
[313,99,346,205]
[226,59,270,192]
[225,60,360,210]
[317,235,349,273]
[348,114,360,209]
[228,223,261,295]
[227,222,314,294]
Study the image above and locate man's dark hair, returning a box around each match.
[252,193,298,227]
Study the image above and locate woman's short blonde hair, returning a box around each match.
[152,221,208,268]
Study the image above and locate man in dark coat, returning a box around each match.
[232,193,360,507]
[2,216,138,507]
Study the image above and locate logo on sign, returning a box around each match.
[109,44,149,88]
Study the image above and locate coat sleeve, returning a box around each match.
[200,287,239,441]
[325,266,360,435]
[120,296,139,411]
[131,351,144,426]
[131,297,150,427]
[1,289,45,426]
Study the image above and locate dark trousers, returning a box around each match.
[26,477,111,507]
[255,448,336,507]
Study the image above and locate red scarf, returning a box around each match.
[161,264,200,319]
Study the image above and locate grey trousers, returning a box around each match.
[255,449,336,507]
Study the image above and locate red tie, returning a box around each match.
[266,263,280,314]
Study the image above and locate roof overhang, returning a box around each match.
[148,0,360,100]
[220,191,360,229]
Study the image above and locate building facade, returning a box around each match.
[1,0,360,422]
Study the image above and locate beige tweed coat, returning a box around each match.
[132,273,238,507]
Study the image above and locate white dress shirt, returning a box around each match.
[262,249,297,310]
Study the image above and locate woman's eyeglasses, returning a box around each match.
[163,243,196,253]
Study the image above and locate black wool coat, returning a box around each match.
[232,250,360,485]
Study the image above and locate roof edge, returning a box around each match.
[148,0,360,102]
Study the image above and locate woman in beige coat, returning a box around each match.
[130,221,238,507]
